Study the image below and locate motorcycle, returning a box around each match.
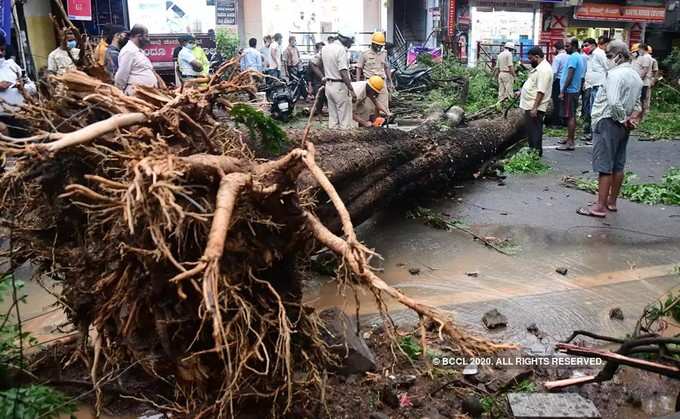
[391,66,434,93]
[265,65,311,122]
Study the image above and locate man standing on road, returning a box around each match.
[47,29,80,75]
[321,28,357,129]
[580,38,595,142]
[519,47,553,157]
[271,33,284,79]
[632,43,652,115]
[496,41,516,101]
[357,32,392,114]
[104,26,127,78]
[550,40,568,126]
[309,42,326,116]
[178,35,206,81]
[644,45,658,112]
[284,36,301,78]
[578,40,642,218]
[557,38,585,151]
[582,36,609,142]
[240,38,263,72]
[115,25,163,95]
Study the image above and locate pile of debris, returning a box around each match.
[0,53,527,416]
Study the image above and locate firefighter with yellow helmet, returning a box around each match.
[357,31,392,113]
[352,76,391,127]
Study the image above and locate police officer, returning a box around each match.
[321,27,356,129]
[357,31,392,114]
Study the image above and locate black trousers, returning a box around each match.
[550,78,564,126]
[524,110,545,156]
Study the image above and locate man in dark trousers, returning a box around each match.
[550,40,567,126]
[519,47,553,156]
[557,38,585,151]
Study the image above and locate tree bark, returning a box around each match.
[296,109,525,228]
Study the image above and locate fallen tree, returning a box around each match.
[0,64,524,417]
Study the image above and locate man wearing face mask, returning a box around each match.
[577,40,642,218]
[115,25,163,95]
[47,29,80,75]
[357,32,392,113]
[104,26,127,78]
[519,47,553,157]
[177,34,205,82]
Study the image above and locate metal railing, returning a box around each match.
[477,42,553,71]
[289,31,376,51]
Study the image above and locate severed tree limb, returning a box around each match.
[304,211,514,356]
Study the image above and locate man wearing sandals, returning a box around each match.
[577,40,642,218]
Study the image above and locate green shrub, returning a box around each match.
[216,29,240,60]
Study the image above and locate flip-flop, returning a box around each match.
[556,146,576,151]
[577,206,606,218]
[607,205,618,212]
[557,140,567,144]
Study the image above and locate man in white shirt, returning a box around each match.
[177,34,204,81]
[632,43,652,114]
[115,25,163,95]
[270,33,284,79]
[519,47,553,156]
[0,42,36,136]
[644,45,659,111]
[581,36,609,141]
[47,29,80,75]
[578,40,643,219]
[321,28,357,129]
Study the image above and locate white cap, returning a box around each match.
[336,25,355,39]
[504,41,515,50]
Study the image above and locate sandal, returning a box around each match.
[607,205,617,212]
[556,146,576,151]
[577,206,606,218]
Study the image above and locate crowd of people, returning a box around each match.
[506,38,648,219]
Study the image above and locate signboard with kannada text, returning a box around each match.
[574,3,665,23]
[216,0,237,26]
[67,0,93,21]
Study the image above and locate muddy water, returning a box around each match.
[305,208,680,344]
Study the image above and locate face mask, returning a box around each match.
[606,54,622,69]
[531,60,538,68]
[66,40,77,49]
[187,43,195,49]
[583,46,592,54]
[138,37,150,47]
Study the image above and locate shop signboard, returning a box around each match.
[575,3,666,23]
[216,0,237,26]
[448,0,456,36]
[67,0,93,21]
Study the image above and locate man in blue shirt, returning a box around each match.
[549,40,568,126]
[557,38,586,151]
[240,38,263,72]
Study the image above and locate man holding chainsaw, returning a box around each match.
[352,76,391,128]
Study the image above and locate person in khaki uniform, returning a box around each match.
[357,32,392,114]
[321,28,356,129]
[352,76,390,127]
[496,41,516,101]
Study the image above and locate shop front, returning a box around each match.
[540,1,666,49]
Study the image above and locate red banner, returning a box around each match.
[575,3,665,23]
[448,0,457,37]
[67,0,92,21]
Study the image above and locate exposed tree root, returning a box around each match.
[0,63,521,417]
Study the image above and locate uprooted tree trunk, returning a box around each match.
[0,67,523,417]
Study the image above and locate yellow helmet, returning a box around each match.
[630,43,640,53]
[367,76,385,92]
[371,32,386,46]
